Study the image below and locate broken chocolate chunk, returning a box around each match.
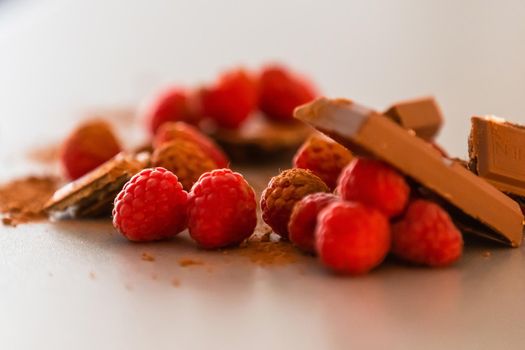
[384,97,443,140]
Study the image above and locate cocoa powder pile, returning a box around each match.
[0,176,59,226]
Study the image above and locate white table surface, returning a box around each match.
[1,1,525,349]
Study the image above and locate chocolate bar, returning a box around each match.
[384,97,443,140]
[45,152,148,218]
[295,98,523,247]
[469,116,525,199]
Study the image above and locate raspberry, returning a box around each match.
[187,169,257,249]
[258,65,317,121]
[154,121,229,168]
[338,158,409,218]
[316,201,390,275]
[293,135,352,190]
[145,88,198,135]
[200,68,258,129]
[151,139,217,191]
[112,167,188,242]
[261,168,329,239]
[61,119,122,180]
[288,193,339,254]
[392,200,463,267]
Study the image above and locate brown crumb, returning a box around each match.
[141,252,156,262]
[482,251,492,258]
[178,257,204,267]
[0,175,59,225]
[171,278,181,287]
[89,272,96,280]
[2,217,15,226]
[231,236,300,267]
[259,231,271,242]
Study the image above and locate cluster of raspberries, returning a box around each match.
[60,64,316,182]
[145,64,317,133]
[261,137,463,274]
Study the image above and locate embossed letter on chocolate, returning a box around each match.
[469,116,525,198]
[295,98,523,247]
[384,97,443,140]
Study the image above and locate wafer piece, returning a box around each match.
[45,152,149,218]
[384,97,443,140]
[295,98,523,247]
[211,112,312,162]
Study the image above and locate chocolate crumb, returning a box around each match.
[230,235,300,267]
[141,252,156,262]
[178,258,204,267]
[2,217,15,226]
[171,278,181,287]
[0,175,59,225]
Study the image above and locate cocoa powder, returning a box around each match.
[0,175,59,226]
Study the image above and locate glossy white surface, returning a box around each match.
[1,1,525,349]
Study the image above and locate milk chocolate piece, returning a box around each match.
[384,97,443,140]
[45,152,148,218]
[295,98,523,247]
[469,116,525,198]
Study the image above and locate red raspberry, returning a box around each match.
[392,200,463,267]
[145,88,198,135]
[187,169,257,249]
[258,65,317,121]
[200,68,258,129]
[293,135,353,190]
[261,168,329,239]
[288,193,339,254]
[112,167,188,242]
[316,201,390,275]
[338,158,409,218]
[61,119,122,180]
[154,121,229,168]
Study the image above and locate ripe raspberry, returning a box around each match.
[338,158,409,218]
[145,88,198,135]
[316,201,390,275]
[288,193,339,254]
[293,135,352,190]
[154,121,229,168]
[392,200,463,267]
[200,68,258,129]
[112,167,188,242]
[187,169,257,249]
[61,119,122,180]
[151,139,218,191]
[261,168,329,239]
[258,65,317,121]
